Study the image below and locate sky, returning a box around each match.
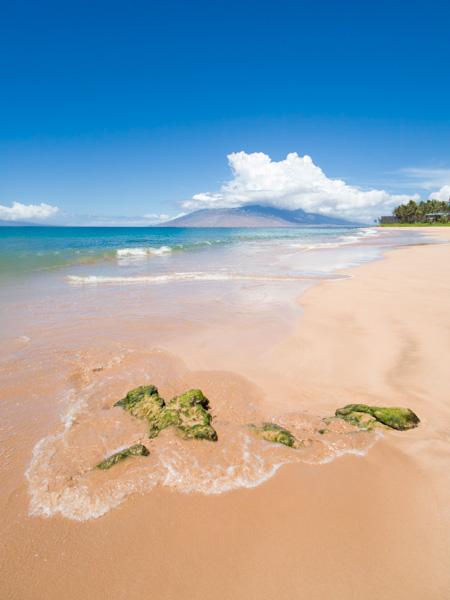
[0,0,449,225]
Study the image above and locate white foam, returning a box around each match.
[26,408,380,521]
[117,247,148,257]
[67,272,350,285]
[116,246,172,257]
[149,246,172,255]
[290,227,379,252]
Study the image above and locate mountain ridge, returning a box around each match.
[158,205,366,227]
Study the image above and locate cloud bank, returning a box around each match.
[398,167,450,204]
[0,201,59,221]
[429,185,450,202]
[183,152,420,221]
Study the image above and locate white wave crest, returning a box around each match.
[290,227,379,252]
[116,246,172,257]
[67,272,351,285]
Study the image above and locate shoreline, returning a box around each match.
[1,227,450,598]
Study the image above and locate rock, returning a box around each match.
[114,385,165,422]
[95,444,150,470]
[155,389,217,441]
[248,422,306,449]
[335,404,420,431]
[114,386,218,442]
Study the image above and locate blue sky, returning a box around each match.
[1,0,449,224]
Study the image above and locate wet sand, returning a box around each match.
[1,228,450,599]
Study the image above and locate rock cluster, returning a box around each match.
[114,385,218,441]
[94,385,421,469]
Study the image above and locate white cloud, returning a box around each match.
[143,213,171,221]
[184,152,418,221]
[143,212,187,222]
[400,167,450,190]
[429,185,450,202]
[0,201,59,221]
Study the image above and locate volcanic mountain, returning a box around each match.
[158,205,365,227]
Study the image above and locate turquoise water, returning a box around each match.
[0,226,368,277]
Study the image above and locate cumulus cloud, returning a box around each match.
[429,185,450,202]
[184,152,418,221]
[0,201,59,221]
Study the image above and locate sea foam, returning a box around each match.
[67,272,351,285]
[117,246,172,257]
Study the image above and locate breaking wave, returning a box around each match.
[117,246,172,257]
[67,272,352,285]
[290,227,380,252]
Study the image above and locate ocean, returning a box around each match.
[0,225,378,278]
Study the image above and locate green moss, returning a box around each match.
[318,429,330,435]
[335,404,420,431]
[95,444,149,470]
[114,385,165,422]
[248,422,305,449]
[183,423,218,441]
[161,389,217,441]
[114,386,218,442]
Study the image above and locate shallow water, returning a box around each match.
[0,225,426,520]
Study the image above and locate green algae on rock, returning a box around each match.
[159,389,217,441]
[114,385,165,422]
[114,386,218,442]
[248,422,307,449]
[335,404,420,431]
[95,444,150,471]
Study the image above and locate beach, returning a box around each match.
[1,226,449,599]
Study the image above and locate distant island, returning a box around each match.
[0,219,41,227]
[158,205,365,228]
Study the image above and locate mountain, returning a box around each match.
[158,205,366,227]
[0,219,43,226]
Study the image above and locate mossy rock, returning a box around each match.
[114,385,165,422]
[161,390,217,441]
[248,422,306,449]
[95,444,149,470]
[114,386,217,442]
[335,404,420,431]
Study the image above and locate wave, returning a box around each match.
[287,227,380,252]
[26,399,380,521]
[67,272,352,285]
[117,246,172,257]
[24,345,383,522]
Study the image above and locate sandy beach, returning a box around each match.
[1,227,450,599]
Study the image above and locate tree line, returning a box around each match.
[391,199,450,223]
